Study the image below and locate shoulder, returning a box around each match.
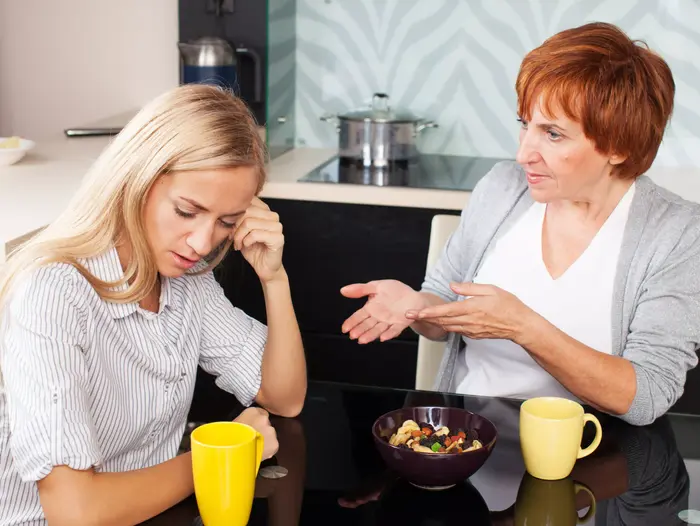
[3,263,92,343]
[636,176,700,246]
[467,160,527,210]
[474,160,527,195]
[9,262,89,310]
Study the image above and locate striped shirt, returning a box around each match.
[0,247,267,525]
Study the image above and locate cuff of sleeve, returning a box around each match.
[619,363,655,427]
[419,286,455,305]
[11,415,101,483]
[215,319,268,407]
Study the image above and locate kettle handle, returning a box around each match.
[235,46,262,104]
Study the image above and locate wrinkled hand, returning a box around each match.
[234,407,279,460]
[406,282,536,344]
[340,280,426,344]
[233,197,285,283]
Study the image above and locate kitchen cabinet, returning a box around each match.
[213,198,459,387]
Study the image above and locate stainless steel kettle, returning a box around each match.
[177,36,262,103]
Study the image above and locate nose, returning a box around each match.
[515,128,541,166]
[186,224,215,257]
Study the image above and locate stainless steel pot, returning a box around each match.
[320,93,438,167]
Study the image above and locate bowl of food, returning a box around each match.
[0,136,35,166]
[372,406,497,490]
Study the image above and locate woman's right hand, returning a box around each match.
[235,407,279,460]
[340,280,426,344]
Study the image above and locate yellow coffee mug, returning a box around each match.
[191,421,264,526]
[520,397,602,480]
[515,473,596,525]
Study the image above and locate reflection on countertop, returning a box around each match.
[298,155,512,191]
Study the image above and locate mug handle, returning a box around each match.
[577,413,602,459]
[254,432,264,476]
[574,482,597,523]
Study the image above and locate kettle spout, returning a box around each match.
[177,42,197,60]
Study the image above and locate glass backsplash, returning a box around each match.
[268,0,700,169]
[266,0,297,160]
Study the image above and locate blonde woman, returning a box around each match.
[0,85,307,525]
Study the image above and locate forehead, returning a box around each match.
[526,95,584,132]
[164,167,259,210]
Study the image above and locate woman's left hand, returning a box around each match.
[233,197,285,283]
[406,282,537,344]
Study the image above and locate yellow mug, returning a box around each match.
[520,397,602,480]
[191,421,264,526]
[515,473,596,525]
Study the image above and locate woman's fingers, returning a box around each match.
[379,324,406,342]
[342,309,370,334]
[340,282,376,299]
[349,317,378,341]
[358,322,390,344]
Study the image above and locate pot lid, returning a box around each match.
[339,93,421,123]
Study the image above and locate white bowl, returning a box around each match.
[0,137,36,166]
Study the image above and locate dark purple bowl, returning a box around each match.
[372,406,498,489]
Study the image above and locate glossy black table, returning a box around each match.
[145,381,700,525]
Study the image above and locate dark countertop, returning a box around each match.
[146,381,700,525]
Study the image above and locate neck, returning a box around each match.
[549,176,634,225]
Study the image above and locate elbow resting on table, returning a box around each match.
[257,388,306,418]
[616,365,682,427]
[273,401,304,418]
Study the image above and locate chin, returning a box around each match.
[527,187,556,203]
[156,263,187,279]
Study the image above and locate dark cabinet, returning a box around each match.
[213,198,459,390]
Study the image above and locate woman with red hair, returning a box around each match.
[341,22,699,426]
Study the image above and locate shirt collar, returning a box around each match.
[81,246,177,320]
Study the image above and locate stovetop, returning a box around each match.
[297,154,512,192]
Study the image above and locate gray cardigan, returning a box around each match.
[422,161,700,426]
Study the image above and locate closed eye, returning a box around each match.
[175,207,196,219]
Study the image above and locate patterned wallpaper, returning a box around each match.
[290,0,700,168]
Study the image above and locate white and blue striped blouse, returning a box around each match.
[0,246,267,524]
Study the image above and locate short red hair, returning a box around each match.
[516,22,675,179]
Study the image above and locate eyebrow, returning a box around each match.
[535,122,568,133]
[179,197,245,218]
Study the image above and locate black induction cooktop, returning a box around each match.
[297,154,512,192]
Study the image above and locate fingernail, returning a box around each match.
[405,310,418,319]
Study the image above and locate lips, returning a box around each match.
[525,172,550,185]
[171,251,200,270]
[176,253,199,264]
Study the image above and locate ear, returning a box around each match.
[609,153,627,166]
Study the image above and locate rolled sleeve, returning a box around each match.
[621,233,700,426]
[197,271,267,407]
[2,266,102,482]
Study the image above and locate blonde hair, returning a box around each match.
[0,84,266,308]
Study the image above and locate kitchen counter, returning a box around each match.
[3,118,700,262]
[0,134,471,262]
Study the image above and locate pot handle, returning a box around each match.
[320,114,340,133]
[415,120,439,134]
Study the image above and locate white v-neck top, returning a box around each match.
[452,183,636,400]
